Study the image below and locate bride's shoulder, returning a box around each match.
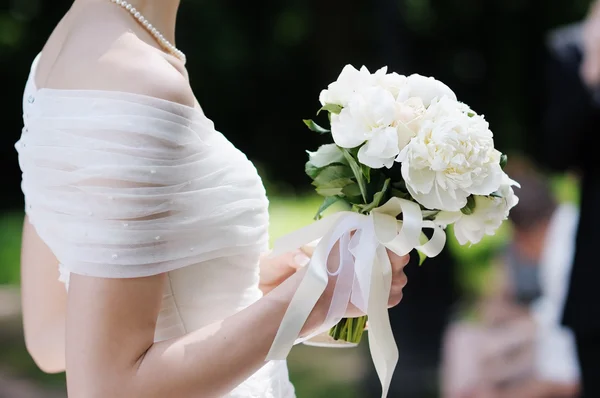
[39,38,195,108]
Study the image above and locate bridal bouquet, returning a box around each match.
[266,65,519,397]
[306,65,519,342]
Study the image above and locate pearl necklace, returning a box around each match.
[109,0,186,64]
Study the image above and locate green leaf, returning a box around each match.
[312,165,354,187]
[305,161,321,179]
[314,196,342,220]
[418,250,428,266]
[316,186,347,196]
[315,177,355,189]
[303,119,330,134]
[314,177,354,197]
[342,183,363,198]
[417,232,429,266]
[422,210,440,221]
[341,149,368,202]
[318,104,343,115]
[392,180,407,190]
[391,188,411,199]
[361,164,371,183]
[360,178,391,213]
[500,153,508,169]
[460,195,476,215]
[342,184,364,204]
[373,178,391,206]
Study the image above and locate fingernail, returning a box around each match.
[294,253,310,267]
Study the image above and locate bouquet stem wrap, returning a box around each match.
[265,197,446,398]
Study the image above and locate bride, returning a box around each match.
[16,0,409,396]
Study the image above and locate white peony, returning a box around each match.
[398,74,457,106]
[397,97,504,211]
[319,65,373,107]
[435,174,520,245]
[395,97,426,149]
[373,67,409,99]
[331,86,400,168]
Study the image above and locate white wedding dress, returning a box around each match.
[16,54,296,398]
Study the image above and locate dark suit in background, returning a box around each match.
[536,23,600,398]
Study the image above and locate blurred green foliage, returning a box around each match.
[0,212,22,285]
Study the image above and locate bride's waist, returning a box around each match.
[155,262,263,341]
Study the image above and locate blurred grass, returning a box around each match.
[0,172,580,395]
[0,212,22,285]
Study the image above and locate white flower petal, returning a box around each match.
[401,163,435,194]
[453,223,472,245]
[307,144,345,168]
[330,111,367,148]
[331,87,398,152]
[449,193,514,245]
[319,64,372,107]
[357,127,399,169]
[434,211,462,227]
[468,162,503,195]
[406,74,457,106]
[358,145,395,168]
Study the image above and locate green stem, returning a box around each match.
[328,316,368,343]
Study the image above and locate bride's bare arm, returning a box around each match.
[67,269,305,398]
[66,250,408,398]
[20,217,67,373]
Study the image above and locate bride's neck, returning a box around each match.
[74,0,181,44]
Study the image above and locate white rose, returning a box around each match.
[307,144,344,168]
[398,74,457,106]
[319,65,373,107]
[331,86,399,168]
[397,97,504,211]
[435,174,520,245]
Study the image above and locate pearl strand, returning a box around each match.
[109,0,186,64]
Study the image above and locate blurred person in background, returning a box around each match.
[442,164,580,398]
[536,1,600,396]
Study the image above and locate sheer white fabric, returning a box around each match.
[16,54,295,398]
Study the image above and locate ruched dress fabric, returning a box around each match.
[15,54,295,398]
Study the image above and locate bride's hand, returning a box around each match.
[303,245,409,335]
[341,248,409,317]
[259,248,312,295]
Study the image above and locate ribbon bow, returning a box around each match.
[266,197,446,397]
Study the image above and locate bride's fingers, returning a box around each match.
[388,271,407,308]
[291,249,311,269]
[387,250,408,308]
[261,249,310,273]
[299,244,316,257]
[274,250,309,271]
[387,249,410,272]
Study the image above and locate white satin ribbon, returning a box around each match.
[265,197,446,397]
